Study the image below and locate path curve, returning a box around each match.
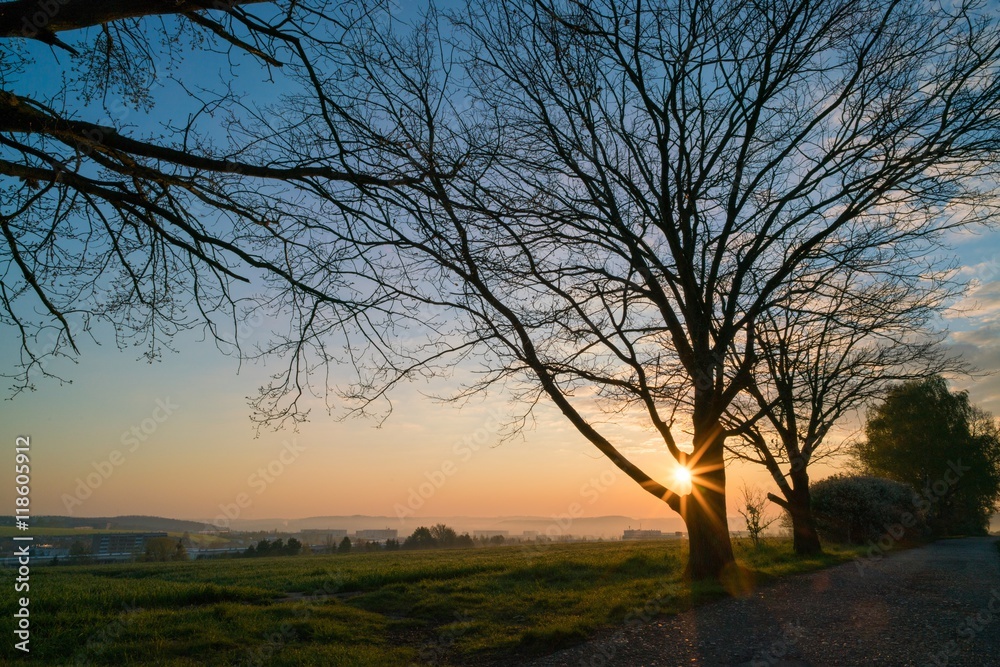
[523,537,1000,667]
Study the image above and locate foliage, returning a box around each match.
[338,536,352,554]
[69,540,92,557]
[403,527,435,550]
[403,525,475,550]
[140,538,187,563]
[854,376,1000,535]
[243,537,302,558]
[811,475,921,544]
[723,262,965,556]
[430,524,458,547]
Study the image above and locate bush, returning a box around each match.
[854,376,1000,536]
[811,474,924,544]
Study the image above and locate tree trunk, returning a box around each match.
[788,469,822,556]
[681,424,736,580]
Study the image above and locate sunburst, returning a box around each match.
[671,464,693,495]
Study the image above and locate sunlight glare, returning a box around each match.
[671,464,693,496]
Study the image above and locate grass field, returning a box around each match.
[1,539,865,666]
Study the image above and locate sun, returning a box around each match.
[671,465,693,495]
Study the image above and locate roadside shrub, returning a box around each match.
[811,474,924,544]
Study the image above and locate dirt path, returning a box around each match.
[522,537,1000,667]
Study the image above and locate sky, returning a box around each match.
[7,260,1000,523]
[2,231,997,528]
[2,7,1000,529]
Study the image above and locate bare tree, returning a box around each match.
[5,0,1000,582]
[724,264,969,554]
[737,483,776,549]
[241,0,1000,579]
[0,0,430,389]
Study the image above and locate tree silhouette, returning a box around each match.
[285,537,302,555]
[403,526,437,550]
[5,0,1000,579]
[724,266,967,554]
[430,524,458,548]
[0,0,430,390]
[141,536,176,561]
[737,484,776,550]
[855,376,1000,535]
[248,0,1000,578]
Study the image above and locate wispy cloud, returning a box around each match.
[956,256,1000,283]
[948,279,1000,325]
[947,280,1000,415]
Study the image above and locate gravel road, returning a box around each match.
[523,537,1000,667]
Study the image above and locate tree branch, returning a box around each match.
[0,0,267,39]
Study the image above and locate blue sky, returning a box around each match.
[2,6,1000,525]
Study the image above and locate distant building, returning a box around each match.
[521,530,539,539]
[354,529,397,541]
[622,529,683,540]
[474,530,509,538]
[91,532,168,556]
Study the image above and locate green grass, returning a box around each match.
[0,538,865,666]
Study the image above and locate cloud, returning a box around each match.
[946,283,1000,416]
[951,325,1000,350]
[957,256,1000,284]
[948,279,1000,325]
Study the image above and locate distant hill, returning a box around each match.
[3,514,692,537]
[9,511,998,537]
[0,515,208,533]
[0,514,709,537]
[195,514,692,537]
